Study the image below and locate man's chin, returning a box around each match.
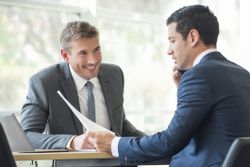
[86,73,98,80]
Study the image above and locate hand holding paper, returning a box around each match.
[86,131,115,153]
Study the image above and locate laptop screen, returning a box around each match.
[0,113,34,152]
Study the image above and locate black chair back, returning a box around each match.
[0,123,17,167]
[222,137,250,167]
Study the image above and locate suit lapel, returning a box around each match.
[98,66,115,129]
[59,63,83,134]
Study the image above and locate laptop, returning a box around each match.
[0,113,68,153]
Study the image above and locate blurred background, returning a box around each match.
[0,0,249,135]
[1,0,249,166]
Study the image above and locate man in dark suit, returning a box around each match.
[20,21,144,150]
[86,5,250,167]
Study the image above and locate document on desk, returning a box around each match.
[74,149,97,152]
[57,90,114,134]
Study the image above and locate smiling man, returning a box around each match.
[20,21,144,150]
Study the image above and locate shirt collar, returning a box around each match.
[193,48,218,67]
[69,65,98,91]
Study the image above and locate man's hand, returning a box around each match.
[86,131,116,153]
[172,65,183,86]
[70,134,95,150]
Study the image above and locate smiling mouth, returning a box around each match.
[84,64,96,70]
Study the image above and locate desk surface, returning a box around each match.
[13,151,168,167]
[13,151,115,161]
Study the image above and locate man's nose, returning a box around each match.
[167,48,173,56]
[87,54,97,64]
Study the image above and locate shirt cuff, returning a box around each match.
[66,136,76,150]
[111,137,121,157]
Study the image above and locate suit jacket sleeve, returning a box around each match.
[117,69,212,165]
[21,75,73,149]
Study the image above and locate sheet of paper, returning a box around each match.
[57,90,114,134]
[74,149,97,152]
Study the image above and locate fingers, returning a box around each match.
[84,131,97,149]
[85,131,116,153]
[70,133,95,150]
[172,65,182,86]
[86,131,103,150]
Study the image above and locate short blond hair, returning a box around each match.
[60,21,99,53]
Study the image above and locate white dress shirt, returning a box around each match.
[110,48,218,157]
[66,65,111,149]
[69,65,111,129]
[193,48,217,67]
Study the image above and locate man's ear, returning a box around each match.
[61,48,70,63]
[188,29,200,47]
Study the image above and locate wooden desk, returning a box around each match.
[13,151,119,166]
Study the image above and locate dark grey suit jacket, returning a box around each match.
[21,62,144,149]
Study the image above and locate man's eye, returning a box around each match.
[94,47,100,53]
[79,51,87,56]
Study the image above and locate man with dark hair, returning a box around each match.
[21,21,144,150]
[86,5,250,167]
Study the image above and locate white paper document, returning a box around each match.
[57,90,114,133]
[74,149,97,152]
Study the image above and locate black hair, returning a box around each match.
[167,5,219,46]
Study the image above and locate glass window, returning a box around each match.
[0,1,91,112]
[0,0,243,134]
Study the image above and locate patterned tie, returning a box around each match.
[85,81,96,122]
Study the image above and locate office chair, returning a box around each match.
[222,137,250,167]
[0,123,17,167]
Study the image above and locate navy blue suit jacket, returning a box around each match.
[118,52,250,167]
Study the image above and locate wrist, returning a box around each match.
[67,136,76,150]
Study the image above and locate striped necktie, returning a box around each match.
[85,81,96,122]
